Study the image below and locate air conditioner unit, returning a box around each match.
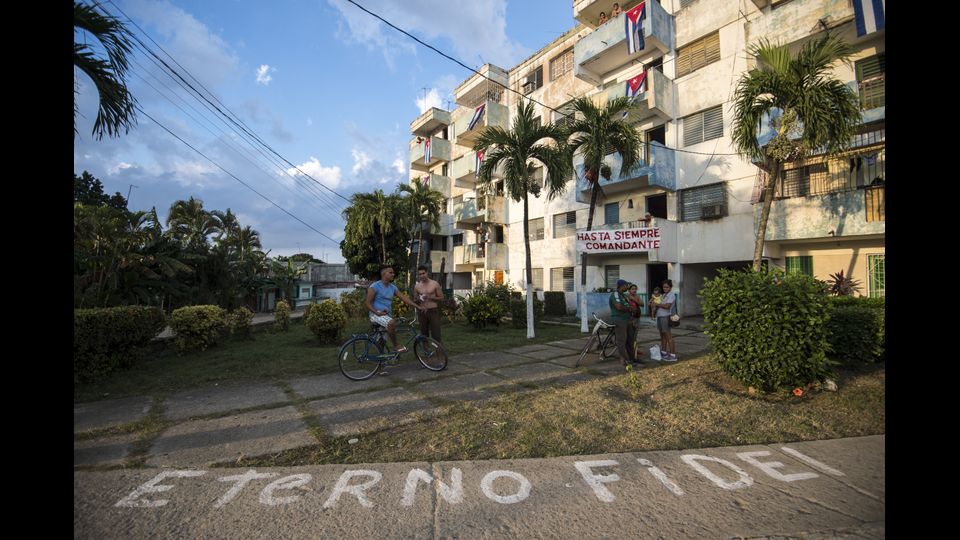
[522,81,536,94]
[701,204,723,219]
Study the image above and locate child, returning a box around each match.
[648,287,662,319]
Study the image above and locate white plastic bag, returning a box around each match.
[649,345,662,361]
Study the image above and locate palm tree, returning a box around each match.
[344,190,397,265]
[398,177,444,281]
[166,197,223,252]
[732,34,862,271]
[74,1,138,139]
[566,95,644,332]
[473,99,571,339]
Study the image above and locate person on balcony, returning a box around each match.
[598,11,608,25]
[611,3,622,18]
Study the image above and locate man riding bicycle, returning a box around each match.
[365,264,423,353]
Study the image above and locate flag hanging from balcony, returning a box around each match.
[468,103,486,131]
[625,70,647,98]
[422,174,430,185]
[424,138,431,163]
[475,150,484,175]
[852,0,885,37]
[625,1,647,55]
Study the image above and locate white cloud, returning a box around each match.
[108,162,133,175]
[287,157,342,190]
[326,0,529,70]
[351,149,372,175]
[392,158,405,175]
[415,88,443,113]
[256,64,274,85]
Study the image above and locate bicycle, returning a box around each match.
[337,311,448,381]
[574,313,619,367]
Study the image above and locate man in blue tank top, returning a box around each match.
[364,265,422,352]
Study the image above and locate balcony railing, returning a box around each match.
[409,136,452,172]
[574,1,673,85]
[859,77,885,111]
[410,107,451,137]
[574,142,676,203]
[753,145,886,202]
[604,68,675,123]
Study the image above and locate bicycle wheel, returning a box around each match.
[338,336,383,381]
[414,336,448,371]
[601,330,619,360]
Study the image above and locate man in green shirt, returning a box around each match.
[609,279,640,367]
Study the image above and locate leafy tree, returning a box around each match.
[732,34,862,271]
[397,177,444,285]
[74,1,138,139]
[166,197,222,253]
[288,253,323,263]
[565,95,643,332]
[473,99,571,339]
[341,190,409,280]
[74,171,127,210]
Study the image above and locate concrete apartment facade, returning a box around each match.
[407,0,885,316]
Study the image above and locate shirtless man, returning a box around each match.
[413,265,444,342]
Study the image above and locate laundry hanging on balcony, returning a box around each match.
[852,0,884,37]
[424,138,431,164]
[475,149,484,175]
[468,103,486,131]
[625,1,647,55]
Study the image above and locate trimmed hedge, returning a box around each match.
[509,295,544,328]
[826,296,885,365]
[274,299,291,331]
[459,293,505,329]
[700,269,835,392]
[74,306,166,383]
[543,291,567,316]
[305,299,348,344]
[171,305,227,353]
[225,307,254,339]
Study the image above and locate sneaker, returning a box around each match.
[663,354,678,362]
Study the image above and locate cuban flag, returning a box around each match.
[625,71,647,98]
[475,150,484,176]
[468,103,486,131]
[424,138,431,164]
[625,1,646,55]
[852,0,885,37]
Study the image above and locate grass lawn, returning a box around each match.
[74,318,581,402]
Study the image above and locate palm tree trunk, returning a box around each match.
[579,183,600,332]
[752,160,783,271]
[523,193,535,339]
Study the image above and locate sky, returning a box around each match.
[74,0,578,263]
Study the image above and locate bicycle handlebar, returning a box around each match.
[591,312,614,328]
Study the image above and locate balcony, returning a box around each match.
[428,250,450,273]
[453,194,508,229]
[848,78,885,125]
[605,68,675,123]
[412,173,452,198]
[454,64,509,108]
[761,186,885,242]
[574,1,673,86]
[452,242,508,271]
[744,0,854,49]
[450,151,503,189]
[410,107,451,138]
[413,212,455,237]
[575,142,676,203]
[409,136,452,172]
[454,100,509,148]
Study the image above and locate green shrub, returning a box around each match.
[274,299,291,331]
[74,306,166,383]
[225,307,254,339]
[170,305,227,353]
[391,292,411,318]
[302,302,315,324]
[700,268,835,392]
[475,281,513,306]
[305,299,348,344]
[826,296,885,365]
[339,288,368,318]
[458,292,505,329]
[508,295,544,328]
[543,291,567,316]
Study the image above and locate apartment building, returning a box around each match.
[406,0,885,315]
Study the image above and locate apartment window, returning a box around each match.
[605,265,620,289]
[550,48,574,81]
[552,102,575,130]
[856,53,885,110]
[553,211,577,238]
[867,254,885,298]
[551,267,575,292]
[865,185,885,222]
[452,233,464,247]
[531,268,544,291]
[529,217,545,241]
[676,31,720,78]
[521,65,543,94]
[779,162,827,198]
[683,105,723,147]
[785,256,813,277]
[604,202,619,225]
[679,183,726,221]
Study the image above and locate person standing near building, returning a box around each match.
[609,279,640,367]
[625,283,645,360]
[653,279,678,361]
[413,265,444,343]
[365,265,422,353]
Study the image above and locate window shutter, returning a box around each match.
[604,202,619,225]
[683,111,703,147]
[703,105,724,141]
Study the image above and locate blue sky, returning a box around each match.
[74,0,577,262]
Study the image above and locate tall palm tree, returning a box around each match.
[74,1,138,139]
[474,99,571,339]
[344,190,397,265]
[566,95,643,332]
[398,177,444,281]
[732,34,862,271]
[166,197,222,252]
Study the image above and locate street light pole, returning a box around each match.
[126,184,139,208]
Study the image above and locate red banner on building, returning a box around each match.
[576,227,660,253]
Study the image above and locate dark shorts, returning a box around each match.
[657,316,672,334]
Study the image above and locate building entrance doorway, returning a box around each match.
[646,264,668,297]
